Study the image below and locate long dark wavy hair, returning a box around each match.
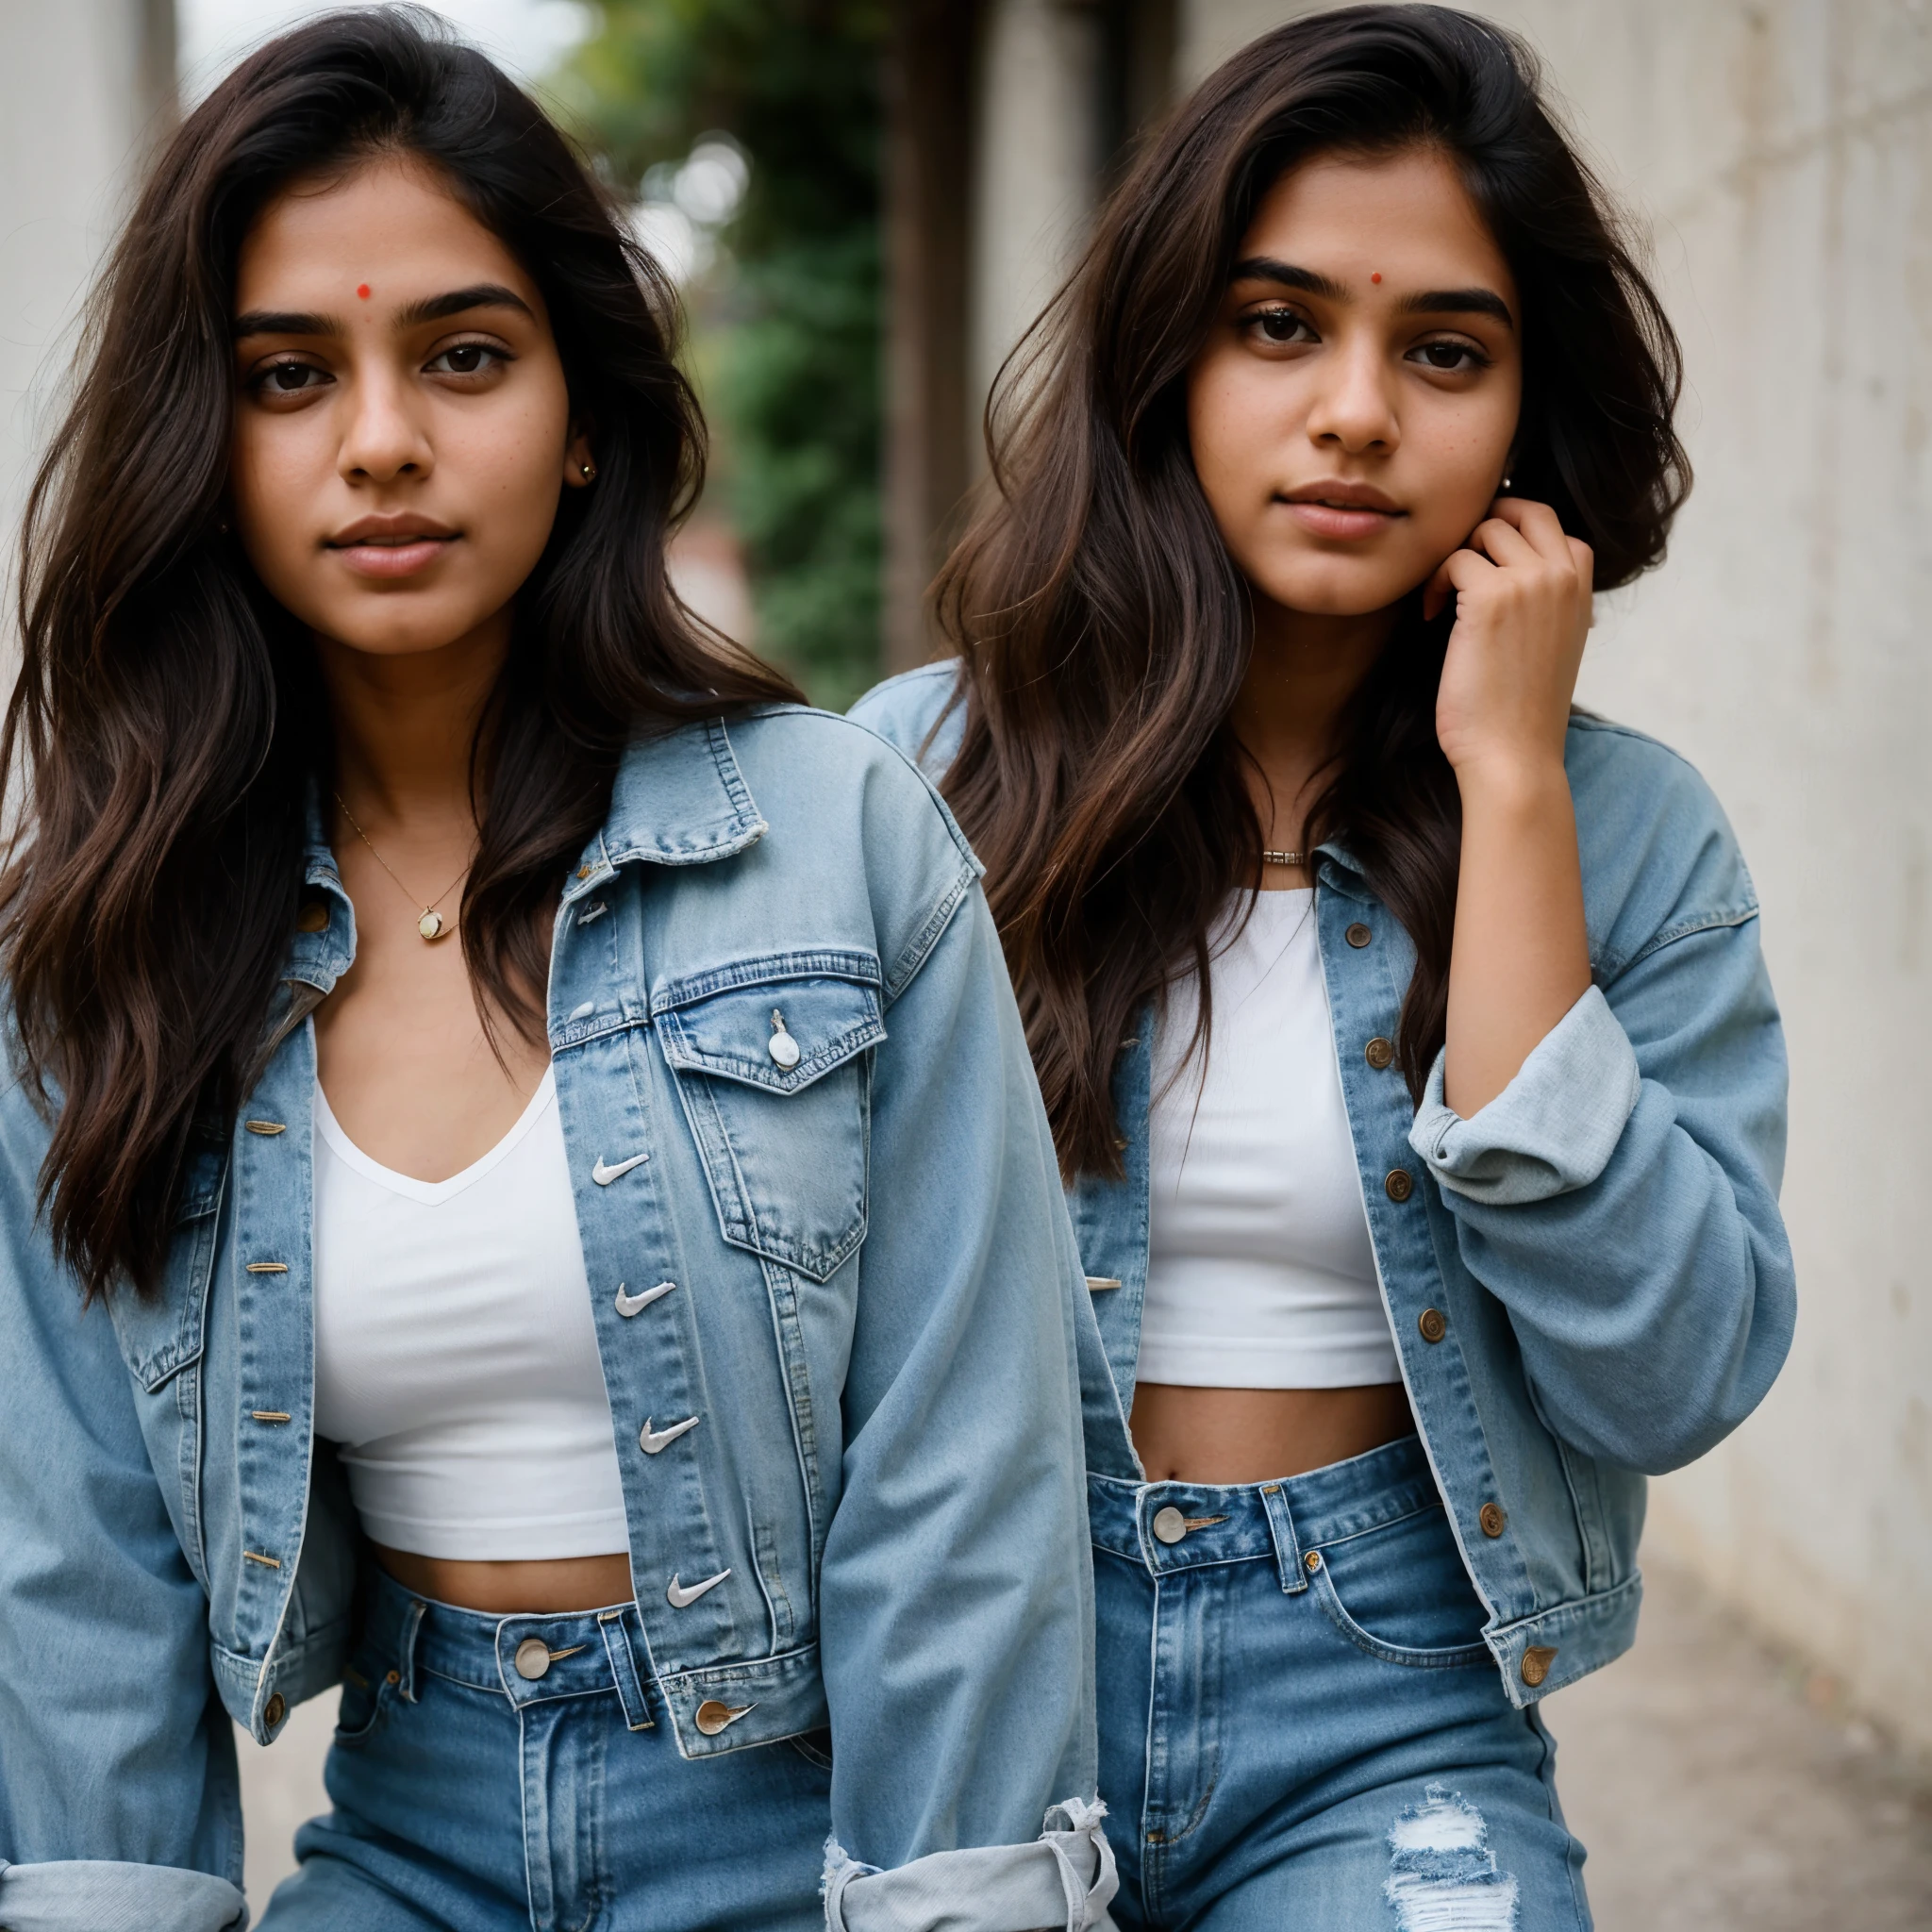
[933,3,1690,1177]
[4,8,800,1300]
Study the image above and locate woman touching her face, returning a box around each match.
[856,7,1794,1924]
[0,14,1110,1932]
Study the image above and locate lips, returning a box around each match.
[1277,482,1406,541]
[324,516,458,580]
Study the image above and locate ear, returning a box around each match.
[563,422,596,489]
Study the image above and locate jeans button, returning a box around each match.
[1151,1506,1189,1545]
[514,1637,552,1680]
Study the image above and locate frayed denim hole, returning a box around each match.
[1383,1783,1521,1931]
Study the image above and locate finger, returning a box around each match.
[1566,534,1595,594]
[1424,545,1495,621]
[1465,515,1543,570]
[1485,495,1574,568]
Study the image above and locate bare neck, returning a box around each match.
[317,609,510,836]
[1232,598,1395,851]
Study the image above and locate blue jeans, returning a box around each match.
[258,1566,831,1930]
[1090,1437,1591,1929]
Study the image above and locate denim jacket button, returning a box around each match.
[1385,1168,1415,1203]
[1364,1036,1395,1070]
[514,1638,552,1681]
[1345,922,1373,948]
[1151,1506,1188,1545]
[262,1692,286,1728]
[1479,1502,1507,1538]
[1418,1307,1448,1343]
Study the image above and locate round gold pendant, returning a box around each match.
[417,908,447,941]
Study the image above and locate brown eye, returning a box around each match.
[1412,341,1485,372]
[263,362,324,392]
[1252,308,1314,345]
[426,343,504,376]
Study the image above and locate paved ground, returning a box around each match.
[236,1554,1932,1924]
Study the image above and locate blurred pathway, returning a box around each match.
[239,1552,1932,1924]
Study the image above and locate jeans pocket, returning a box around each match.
[1309,1502,1492,1667]
[333,1643,401,1745]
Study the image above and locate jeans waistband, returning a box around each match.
[1087,1433,1441,1587]
[360,1560,658,1730]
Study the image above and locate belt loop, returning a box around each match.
[1259,1482,1307,1595]
[395,1596,427,1703]
[599,1607,656,1731]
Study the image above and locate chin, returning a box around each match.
[1261,571,1417,620]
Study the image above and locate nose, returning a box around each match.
[1304,332,1399,457]
[337,364,433,485]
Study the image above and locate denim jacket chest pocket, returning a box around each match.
[654,958,885,1282]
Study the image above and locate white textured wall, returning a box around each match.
[1175,0,1932,1749]
[0,1,166,640]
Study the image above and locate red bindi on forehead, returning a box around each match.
[356,283,372,299]
[1371,271,1382,284]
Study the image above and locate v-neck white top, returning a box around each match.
[311,1070,631,1559]
[1138,891,1401,1389]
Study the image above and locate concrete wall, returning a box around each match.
[0,2,173,629]
[974,0,1932,1752]
[1191,0,1932,1755]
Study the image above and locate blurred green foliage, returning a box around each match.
[568,0,887,708]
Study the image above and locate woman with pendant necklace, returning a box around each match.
[0,14,1110,1931]
[857,7,1794,1923]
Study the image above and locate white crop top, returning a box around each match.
[311,1071,631,1560]
[1138,890,1402,1390]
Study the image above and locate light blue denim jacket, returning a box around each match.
[853,661,1795,1707]
[0,709,1118,1932]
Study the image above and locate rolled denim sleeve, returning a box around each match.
[0,1859,245,1931]
[815,881,1110,1927]
[1421,908,1794,1475]
[1408,985,1641,1204]
[0,1077,242,1910]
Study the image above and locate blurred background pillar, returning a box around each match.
[0,0,175,646]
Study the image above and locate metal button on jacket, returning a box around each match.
[514,1637,552,1681]
[262,1692,286,1728]
[1151,1506,1189,1545]
[1364,1036,1395,1070]
[1520,1644,1558,1687]
[768,1008,801,1069]
[1345,922,1373,948]
[1479,1502,1508,1539]
[1385,1168,1415,1203]
[1418,1307,1448,1343]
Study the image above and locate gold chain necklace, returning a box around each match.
[333,792,472,941]
[1261,849,1306,868]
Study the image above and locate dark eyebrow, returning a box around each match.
[393,283,536,326]
[232,284,535,341]
[1229,257,1348,301]
[232,308,337,340]
[1399,286,1515,328]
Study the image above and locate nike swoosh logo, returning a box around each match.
[614,1281,676,1318]
[666,1568,730,1609]
[592,1151,649,1186]
[639,1415,701,1455]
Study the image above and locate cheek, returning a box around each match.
[1186,360,1273,524]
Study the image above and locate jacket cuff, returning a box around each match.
[0,1859,248,1932]
[823,1797,1118,1930]
[1407,986,1641,1206]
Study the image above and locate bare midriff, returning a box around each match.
[1130,1382,1417,1486]
[375,1544,635,1614]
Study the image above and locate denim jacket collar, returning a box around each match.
[285,719,772,992]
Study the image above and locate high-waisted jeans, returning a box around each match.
[1090,1435,1592,1929]
[257,1564,830,1930]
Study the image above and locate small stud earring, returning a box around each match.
[1500,474,1514,492]
[580,461,595,481]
